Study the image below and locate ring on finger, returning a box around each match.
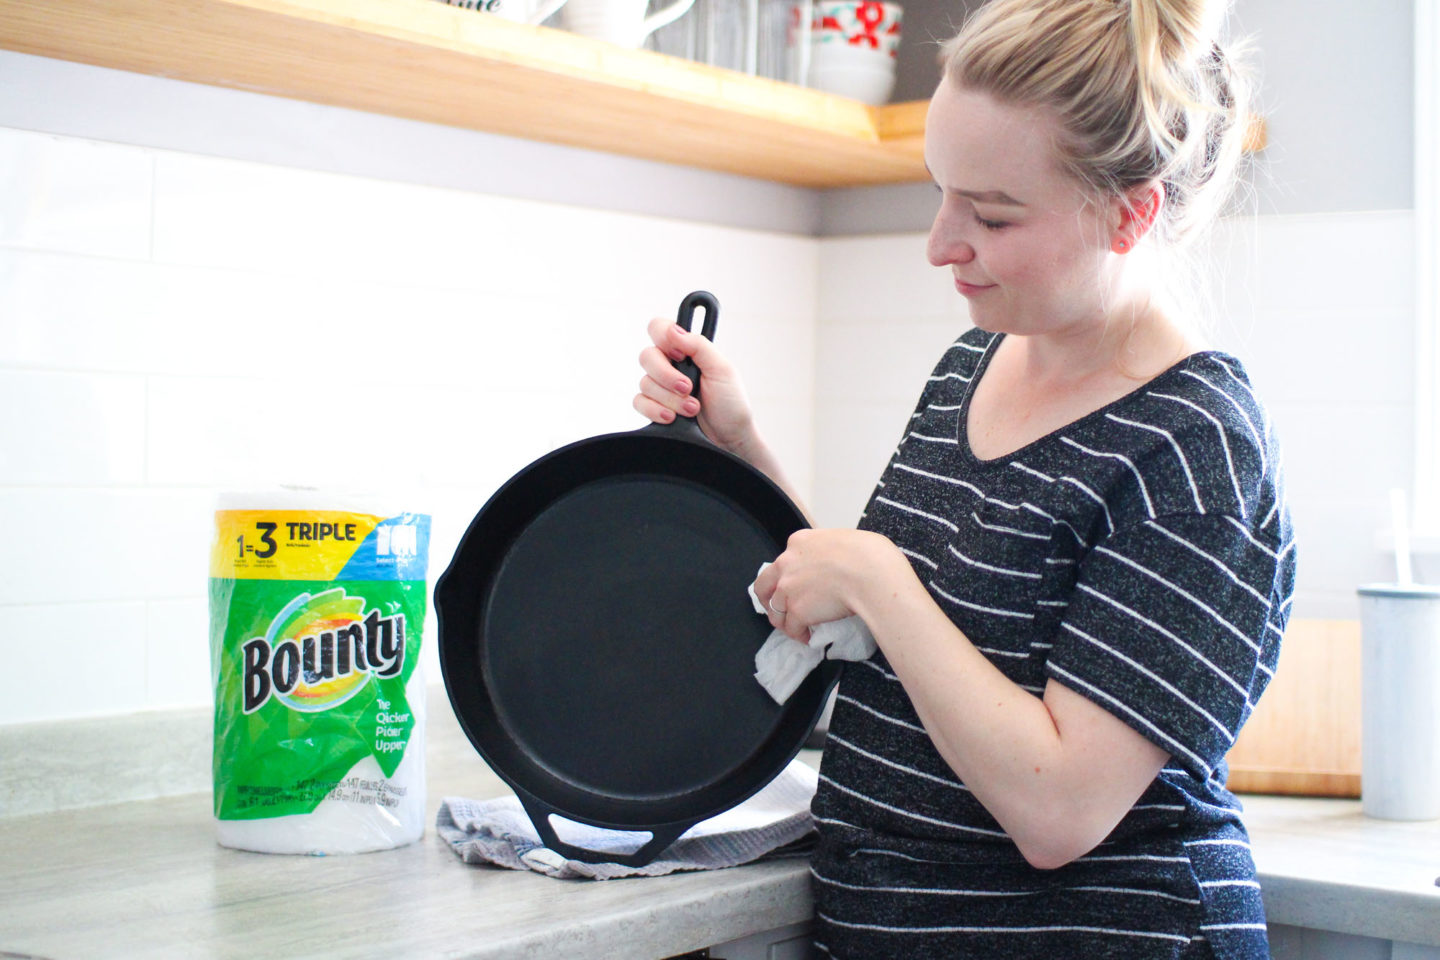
[768,597,786,615]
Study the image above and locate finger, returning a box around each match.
[781,613,812,645]
[648,314,734,384]
[639,373,700,418]
[646,316,688,362]
[638,345,694,397]
[632,393,678,425]
[666,322,732,380]
[753,559,780,595]
[765,590,787,630]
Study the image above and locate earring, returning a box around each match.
[1112,238,1130,254]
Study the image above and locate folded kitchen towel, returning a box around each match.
[435,759,818,880]
[748,563,878,704]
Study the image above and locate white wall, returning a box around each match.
[0,125,819,724]
[811,211,1417,620]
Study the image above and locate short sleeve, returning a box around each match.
[1045,513,1283,780]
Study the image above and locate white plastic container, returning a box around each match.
[1358,583,1440,820]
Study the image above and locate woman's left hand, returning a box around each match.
[751,529,909,642]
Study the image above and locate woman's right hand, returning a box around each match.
[634,315,757,458]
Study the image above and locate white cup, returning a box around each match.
[441,0,571,25]
[562,0,698,47]
[1358,583,1440,820]
[808,42,895,104]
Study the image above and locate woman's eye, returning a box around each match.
[977,217,1009,231]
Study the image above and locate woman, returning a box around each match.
[635,0,1294,956]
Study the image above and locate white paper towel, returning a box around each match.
[209,488,431,855]
[214,670,428,855]
[748,563,877,703]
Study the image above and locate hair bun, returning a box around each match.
[1134,0,1228,62]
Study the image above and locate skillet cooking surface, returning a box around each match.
[484,474,784,799]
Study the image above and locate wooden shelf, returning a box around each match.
[0,0,931,188]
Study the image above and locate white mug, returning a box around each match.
[562,0,698,48]
[443,0,571,25]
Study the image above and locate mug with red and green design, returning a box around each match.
[811,1,902,57]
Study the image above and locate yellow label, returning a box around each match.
[211,510,383,580]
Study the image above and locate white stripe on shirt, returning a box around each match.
[1149,391,1247,517]
[1061,437,1156,518]
[1105,412,1205,513]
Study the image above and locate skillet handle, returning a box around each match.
[669,290,719,429]
[517,795,693,868]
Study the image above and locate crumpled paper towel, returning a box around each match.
[748,562,877,703]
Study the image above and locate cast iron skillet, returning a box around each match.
[436,291,840,867]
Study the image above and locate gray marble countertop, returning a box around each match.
[3,700,1438,958]
[1240,793,1440,946]
[0,703,819,960]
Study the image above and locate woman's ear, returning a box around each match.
[1110,181,1164,254]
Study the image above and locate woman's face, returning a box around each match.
[924,79,1118,338]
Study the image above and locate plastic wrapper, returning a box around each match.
[208,490,430,854]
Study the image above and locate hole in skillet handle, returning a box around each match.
[517,791,693,868]
[658,290,719,444]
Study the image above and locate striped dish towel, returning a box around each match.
[435,759,818,879]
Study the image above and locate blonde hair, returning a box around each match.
[941,0,1251,250]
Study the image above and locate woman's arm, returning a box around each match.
[754,530,1169,869]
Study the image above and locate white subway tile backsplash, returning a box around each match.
[811,399,916,529]
[0,601,148,723]
[0,249,166,372]
[145,597,212,709]
[815,319,965,404]
[148,151,820,313]
[1206,210,1414,318]
[1224,308,1414,409]
[0,489,216,606]
[151,152,513,287]
[1284,496,1401,619]
[1268,402,1413,505]
[0,127,152,260]
[0,371,146,484]
[817,234,962,324]
[0,250,301,377]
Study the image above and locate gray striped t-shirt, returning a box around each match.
[810,326,1296,960]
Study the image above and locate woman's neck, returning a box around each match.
[1018,283,1204,388]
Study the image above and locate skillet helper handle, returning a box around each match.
[518,795,693,868]
[669,290,720,433]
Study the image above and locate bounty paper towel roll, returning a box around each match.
[208,491,431,854]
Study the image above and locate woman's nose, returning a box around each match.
[927,210,976,267]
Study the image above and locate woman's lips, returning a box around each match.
[955,277,996,296]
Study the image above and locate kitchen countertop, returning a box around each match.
[3,705,1439,958]
[0,707,820,960]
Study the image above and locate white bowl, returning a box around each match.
[809,40,898,69]
[809,64,897,104]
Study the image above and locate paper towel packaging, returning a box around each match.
[208,490,431,854]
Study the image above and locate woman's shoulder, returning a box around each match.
[1078,350,1287,529]
[1131,350,1275,464]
